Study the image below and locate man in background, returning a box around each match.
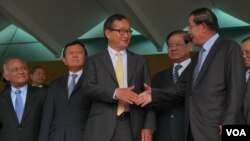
[241,36,250,124]
[152,30,192,141]
[0,57,46,141]
[30,66,48,88]
[38,41,91,141]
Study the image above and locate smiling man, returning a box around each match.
[152,30,192,141]
[84,14,155,141]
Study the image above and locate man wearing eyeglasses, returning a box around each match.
[241,37,250,124]
[152,30,192,141]
[84,14,155,141]
[0,57,46,141]
[137,8,245,141]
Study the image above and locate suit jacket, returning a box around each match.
[152,67,185,141]
[83,50,156,141]
[38,71,91,141]
[0,85,46,141]
[244,76,250,124]
[152,37,246,141]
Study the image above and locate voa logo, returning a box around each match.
[226,129,246,136]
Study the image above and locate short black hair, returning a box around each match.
[189,8,219,32]
[103,14,128,37]
[242,36,250,44]
[62,40,88,57]
[166,30,192,44]
[30,66,45,74]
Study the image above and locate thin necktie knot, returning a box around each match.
[173,64,182,83]
[68,74,78,97]
[14,89,23,123]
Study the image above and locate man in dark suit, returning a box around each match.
[0,57,46,141]
[30,66,48,88]
[152,30,192,141]
[38,41,91,141]
[84,14,155,141]
[138,8,245,141]
[241,37,250,124]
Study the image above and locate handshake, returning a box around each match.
[115,83,152,107]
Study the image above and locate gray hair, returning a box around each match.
[3,57,27,74]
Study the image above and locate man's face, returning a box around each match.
[105,19,131,51]
[30,68,46,85]
[167,34,192,63]
[63,44,85,72]
[4,59,29,88]
[188,15,203,47]
[241,40,250,69]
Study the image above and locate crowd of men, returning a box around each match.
[0,7,250,141]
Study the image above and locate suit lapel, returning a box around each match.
[21,86,38,123]
[192,38,222,88]
[100,50,118,83]
[1,88,19,122]
[127,51,137,85]
[60,74,69,98]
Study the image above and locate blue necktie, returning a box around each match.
[15,89,24,123]
[193,47,205,83]
[173,64,182,83]
[68,74,78,97]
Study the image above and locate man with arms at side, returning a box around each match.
[152,30,192,141]
[84,14,155,141]
[241,37,250,124]
[138,8,245,141]
[38,41,91,141]
[30,66,48,88]
[0,57,46,141]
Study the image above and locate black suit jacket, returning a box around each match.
[0,85,46,141]
[38,71,91,141]
[244,77,250,124]
[152,67,185,141]
[152,37,246,141]
[83,50,156,141]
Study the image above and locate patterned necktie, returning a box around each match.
[193,47,205,83]
[15,89,23,123]
[115,52,125,116]
[173,64,182,83]
[68,74,78,97]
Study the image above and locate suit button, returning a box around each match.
[170,115,174,118]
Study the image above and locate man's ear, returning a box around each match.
[3,73,9,81]
[105,30,111,39]
[62,58,67,65]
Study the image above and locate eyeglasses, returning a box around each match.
[167,42,186,48]
[242,50,250,56]
[109,28,133,35]
[9,66,28,73]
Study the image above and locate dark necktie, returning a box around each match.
[68,74,78,97]
[193,47,205,83]
[173,64,182,83]
[15,89,23,123]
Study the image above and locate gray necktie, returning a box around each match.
[68,74,78,97]
[193,47,205,83]
[173,64,182,83]
[15,89,23,123]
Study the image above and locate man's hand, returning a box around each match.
[115,86,138,104]
[137,83,152,107]
[141,128,153,141]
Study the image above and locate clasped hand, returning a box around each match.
[115,84,152,107]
